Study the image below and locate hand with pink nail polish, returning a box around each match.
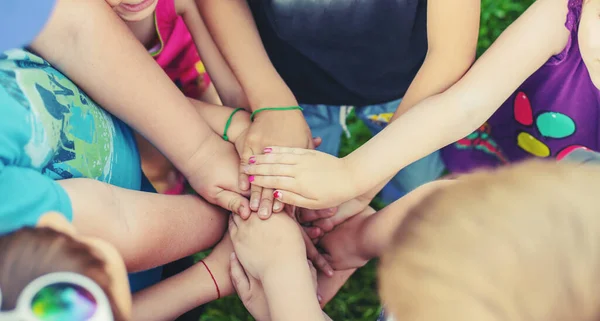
[244,146,363,209]
[237,109,313,220]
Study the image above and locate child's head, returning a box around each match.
[579,0,600,88]
[107,0,158,22]
[0,213,131,321]
[379,160,600,321]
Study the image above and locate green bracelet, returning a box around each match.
[222,108,244,141]
[250,106,303,121]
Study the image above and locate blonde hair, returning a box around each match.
[0,227,127,321]
[379,160,600,321]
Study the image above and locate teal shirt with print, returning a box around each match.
[0,49,141,234]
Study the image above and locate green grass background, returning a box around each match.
[199,1,535,319]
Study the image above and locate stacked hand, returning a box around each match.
[183,133,251,217]
[236,110,313,219]
[242,146,362,209]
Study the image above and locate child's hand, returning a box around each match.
[318,207,376,270]
[243,147,361,209]
[184,134,251,217]
[239,110,313,219]
[228,213,308,279]
[230,252,271,321]
[299,195,374,240]
[230,253,321,321]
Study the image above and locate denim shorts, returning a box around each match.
[301,98,445,202]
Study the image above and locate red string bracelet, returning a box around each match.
[200,260,221,299]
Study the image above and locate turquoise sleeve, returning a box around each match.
[0,164,73,235]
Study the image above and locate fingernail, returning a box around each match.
[259,208,269,218]
[249,156,256,164]
[273,202,281,211]
[230,252,236,260]
[318,294,323,302]
[248,175,255,183]
[264,147,272,153]
[328,269,334,277]
[243,165,251,173]
[250,199,259,209]
[273,190,282,199]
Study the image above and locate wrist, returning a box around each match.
[179,132,221,179]
[357,220,377,261]
[226,110,251,143]
[341,155,367,197]
[260,256,308,283]
[248,91,298,112]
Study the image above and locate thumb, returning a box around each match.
[215,189,251,219]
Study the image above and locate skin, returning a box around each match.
[243,0,590,210]
[36,212,238,321]
[199,0,479,214]
[228,214,326,321]
[30,0,251,217]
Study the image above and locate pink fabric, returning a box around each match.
[152,0,210,98]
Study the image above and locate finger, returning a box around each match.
[272,199,285,213]
[249,184,262,211]
[262,146,311,155]
[232,212,244,226]
[313,218,335,233]
[312,137,322,149]
[257,188,274,219]
[304,226,322,240]
[215,190,250,219]
[251,153,300,165]
[228,215,238,238]
[298,207,337,224]
[239,145,255,191]
[230,253,251,293]
[244,164,295,177]
[250,176,296,191]
[239,171,250,191]
[302,228,334,277]
[269,189,321,210]
[307,260,318,286]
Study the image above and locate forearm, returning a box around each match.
[30,0,215,176]
[132,235,234,321]
[59,178,228,271]
[390,52,474,122]
[182,3,250,108]
[317,268,355,306]
[196,0,297,110]
[262,261,324,321]
[344,88,486,194]
[188,98,250,144]
[359,180,455,258]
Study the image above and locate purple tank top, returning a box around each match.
[442,0,600,173]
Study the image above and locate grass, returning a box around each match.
[199,1,535,319]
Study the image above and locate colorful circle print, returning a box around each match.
[513,91,584,158]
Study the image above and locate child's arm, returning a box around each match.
[131,235,235,321]
[196,0,312,219]
[177,0,250,108]
[58,178,228,272]
[320,180,455,270]
[244,0,571,209]
[389,0,479,121]
[30,0,249,215]
[187,98,250,147]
